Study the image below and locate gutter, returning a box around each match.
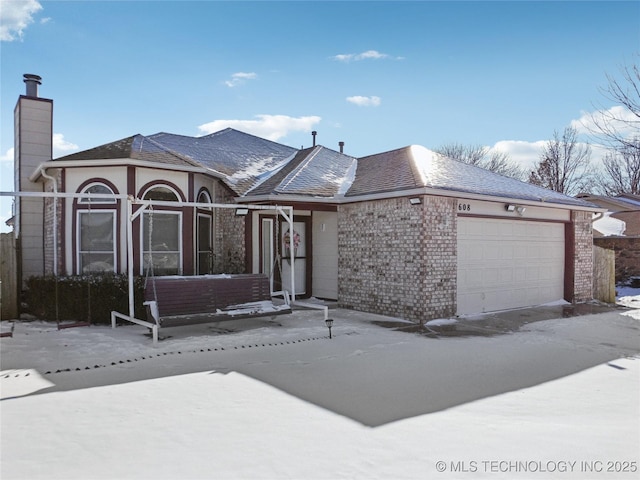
[29,158,226,183]
[240,187,607,213]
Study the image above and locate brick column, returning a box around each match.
[570,210,594,302]
[338,195,457,323]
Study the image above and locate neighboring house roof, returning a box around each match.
[246,146,357,198]
[617,193,640,207]
[576,193,640,212]
[346,145,595,208]
[577,193,640,236]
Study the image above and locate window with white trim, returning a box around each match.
[141,186,182,275]
[77,183,117,273]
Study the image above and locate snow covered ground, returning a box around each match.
[1,293,639,480]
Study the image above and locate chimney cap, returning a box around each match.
[23,73,42,83]
[23,73,42,97]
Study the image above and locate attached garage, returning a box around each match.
[457,217,565,315]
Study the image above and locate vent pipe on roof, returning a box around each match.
[312,131,317,146]
[23,74,42,97]
[339,141,344,153]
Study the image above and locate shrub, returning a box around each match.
[24,274,146,324]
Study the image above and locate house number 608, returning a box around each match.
[458,203,471,212]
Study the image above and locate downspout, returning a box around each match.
[38,166,58,277]
[592,211,604,223]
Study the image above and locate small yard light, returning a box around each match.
[325,318,334,339]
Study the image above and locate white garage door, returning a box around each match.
[457,217,565,315]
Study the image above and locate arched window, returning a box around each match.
[76,182,117,273]
[79,183,116,204]
[141,185,182,275]
[142,185,180,202]
[197,189,212,205]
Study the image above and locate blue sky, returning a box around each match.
[0,0,639,230]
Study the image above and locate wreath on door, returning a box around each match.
[283,229,301,263]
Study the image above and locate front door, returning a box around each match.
[259,215,311,298]
[280,218,310,298]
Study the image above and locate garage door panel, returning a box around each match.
[457,218,565,315]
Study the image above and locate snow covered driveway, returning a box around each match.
[1,307,639,479]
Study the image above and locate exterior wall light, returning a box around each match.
[505,204,516,212]
[409,197,422,205]
[235,208,249,216]
[516,206,526,216]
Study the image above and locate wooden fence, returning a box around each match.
[1,232,18,320]
[593,245,615,304]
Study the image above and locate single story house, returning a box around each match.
[11,74,602,323]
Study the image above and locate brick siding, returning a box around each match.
[338,196,457,323]
[213,186,246,274]
[43,178,64,275]
[571,210,594,302]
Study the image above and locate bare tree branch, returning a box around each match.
[529,126,593,196]
[434,143,524,180]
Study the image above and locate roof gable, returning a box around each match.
[247,146,358,197]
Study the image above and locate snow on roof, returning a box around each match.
[54,128,602,208]
[246,146,358,198]
[346,145,596,208]
[149,129,298,195]
[593,212,626,236]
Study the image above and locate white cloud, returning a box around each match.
[332,50,401,63]
[0,0,43,41]
[491,137,608,173]
[0,147,14,163]
[197,114,321,141]
[224,72,257,88]
[346,95,381,107]
[52,133,78,156]
[571,106,637,138]
[490,140,547,170]
[0,134,77,163]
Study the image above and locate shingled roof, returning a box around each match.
[346,145,595,207]
[54,129,598,208]
[246,146,357,197]
[55,129,298,195]
[149,129,298,195]
[54,134,202,168]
